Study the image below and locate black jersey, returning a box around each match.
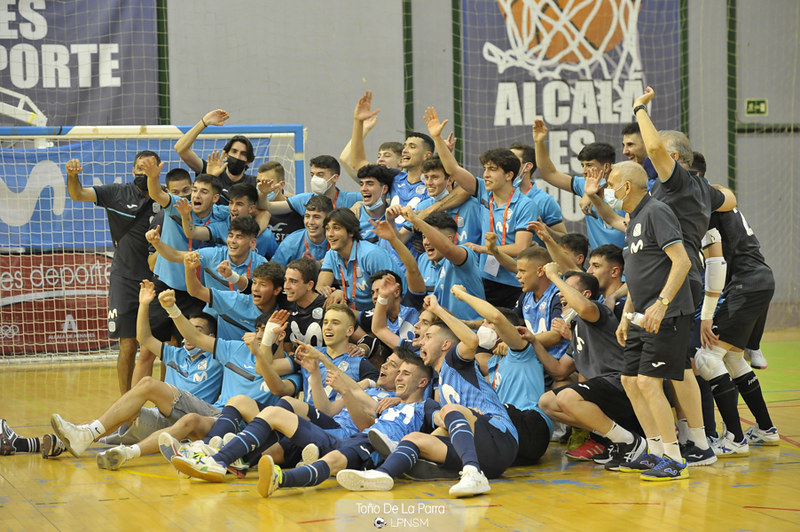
[709,208,774,292]
[570,302,624,383]
[93,182,158,281]
[268,210,305,245]
[623,194,694,317]
[286,294,326,347]
[650,163,726,285]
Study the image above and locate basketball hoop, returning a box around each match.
[484,0,643,98]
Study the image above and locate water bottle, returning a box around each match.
[625,312,646,327]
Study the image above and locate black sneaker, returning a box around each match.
[640,455,689,481]
[41,434,67,458]
[592,442,614,465]
[1,419,17,455]
[605,435,646,471]
[403,458,460,481]
[682,441,717,466]
[618,452,661,473]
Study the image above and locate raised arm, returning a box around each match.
[423,106,477,195]
[183,252,211,303]
[632,87,675,182]
[372,216,426,294]
[484,232,518,274]
[65,159,97,203]
[255,310,298,397]
[425,294,478,360]
[519,326,576,381]
[584,167,626,232]
[158,289,215,353]
[451,285,527,351]
[543,262,599,322]
[401,205,467,266]
[174,197,213,241]
[136,280,162,355]
[528,221,581,272]
[174,109,230,173]
[532,120,574,192]
[256,177,292,213]
[142,156,170,208]
[346,91,380,175]
[145,225,186,264]
[370,273,404,347]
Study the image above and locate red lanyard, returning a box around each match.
[338,243,358,309]
[522,181,533,195]
[332,189,339,209]
[229,255,252,290]
[188,217,212,251]
[489,194,512,245]
[304,234,329,255]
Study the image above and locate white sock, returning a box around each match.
[128,444,141,459]
[647,437,663,456]
[604,423,634,444]
[663,441,683,462]
[677,418,690,445]
[88,420,105,439]
[689,427,709,449]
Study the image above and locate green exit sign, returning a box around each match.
[745,99,768,116]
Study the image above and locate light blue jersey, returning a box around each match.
[418,246,484,321]
[271,229,328,265]
[197,247,267,318]
[331,387,397,438]
[571,176,626,250]
[288,190,360,215]
[298,347,379,406]
[367,399,439,443]
[208,288,262,340]
[207,214,278,258]
[409,195,484,247]
[320,240,401,311]
[487,343,553,434]
[516,282,569,360]
[523,182,563,247]
[162,345,223,405]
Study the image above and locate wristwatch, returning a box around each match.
[657,296,670,306]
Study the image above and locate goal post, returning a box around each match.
[0,123,305,359]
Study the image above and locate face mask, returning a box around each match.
[433,188,450,202]
[183,344,201,357]
[604,184,625,210]
[477,325,498,350]
[226,156,247,176]
[133,173,148,191]
[266,190,279,201]
[364,196,384,212]
[561,308,577,323]
[512,175,522,188]
[310,175,332,194]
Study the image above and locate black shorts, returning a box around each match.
[472,414,519,478]
[337,433,376,469]
[623,315,692,380]
[555,376,635,420]
[148,278,207,342]
[482,279,522,311]
[504,404,550,465]
[108,273,142,338]
[714,287,773,349]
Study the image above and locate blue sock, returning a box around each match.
[275,398,294,412]
[287,417,326,449]
[214,417,272,468]
[279,460,330,488]
[203,405,242,444]
[445,410,480,470]
[305,406,341,429]
[377,440,419,478]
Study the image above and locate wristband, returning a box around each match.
[700,294,719,321]
[260,321,282,347]
[366,379,377,389]
[633,104,647,115]
[376,296,389,306]
[201,118,207,127]
[224,271,241,284]
[165,304,181,319]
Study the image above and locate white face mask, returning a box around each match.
[512,175,522,188]
[604,185,624,210]
[364,195,384,212]
[476,325,498,350]
[266,190,279,201]
[561,308,577,323]
[433,188,449,202]
[310,175,333,194]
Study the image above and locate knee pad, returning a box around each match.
[694,346,728,381]
[723,350,752,379]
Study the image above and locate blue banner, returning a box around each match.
[0,0,159,126]
[460,0,683,225]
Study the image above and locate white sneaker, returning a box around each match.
[336,469,394,492]
[257,455,282,498]
[172,454,226,482]
[745,348,768,369]
[96,445,130,470]
[158,433,181,464]
[744,425,780,446]
[449,465,490,497]
[368,428,397,458]
[550,421,567,442]
[712,431,750,458]
[50,414,94,457]
[296,443,319,468]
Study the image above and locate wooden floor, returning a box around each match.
[1,333,799,532]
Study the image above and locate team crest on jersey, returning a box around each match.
[633,223,642,237]
[456,216,464,228]
[415,184,426,195]
[439,269,446,279]
[312,307,323,320]
[355,266,362,277]
[198,360,208,370]
[152,203,161,213]
[539,300,547,312]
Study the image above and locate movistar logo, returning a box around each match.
[0,160,66,226]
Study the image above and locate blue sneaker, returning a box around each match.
[640,456,689,481]
[682,441,718,466]
[618,452,660,473]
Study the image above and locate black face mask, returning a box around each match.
[226,156,247,176]
[133,173,148,192]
